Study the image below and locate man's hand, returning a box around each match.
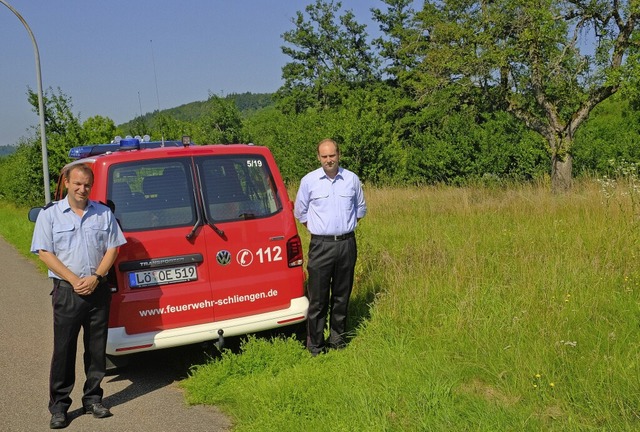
[73,275,99,296]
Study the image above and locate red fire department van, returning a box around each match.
[31,136,308,363]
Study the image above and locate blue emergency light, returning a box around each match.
[68,135,191,159]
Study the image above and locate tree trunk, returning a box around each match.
[551,152,572,193]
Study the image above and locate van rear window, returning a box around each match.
[108,159,196,231]
[197,155,282,222]
[107,155,282,231]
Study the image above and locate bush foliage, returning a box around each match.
[2,88,638,206]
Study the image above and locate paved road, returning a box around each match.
[0,237,231,432]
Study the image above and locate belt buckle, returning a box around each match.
[333,235,339,241]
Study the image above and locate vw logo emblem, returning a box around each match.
[216,250,232,266]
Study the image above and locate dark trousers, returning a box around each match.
[49,280,110,414]
[306,236,357,354]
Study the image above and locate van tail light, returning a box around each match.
[287,235,304,267]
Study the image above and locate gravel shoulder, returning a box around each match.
[0,237,232,432]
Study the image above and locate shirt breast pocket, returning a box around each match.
[53,224,76,251]
[86,223,109,250]
[310,194,329,203]
[339,193,355,212]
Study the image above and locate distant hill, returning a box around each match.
[118,92,274,130]
[0,145,17,157]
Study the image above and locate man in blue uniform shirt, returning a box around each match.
[31,163,126,429]
[294,139,367,356]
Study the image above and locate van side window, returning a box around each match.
[108,160,196,231]
[198,155,282,222]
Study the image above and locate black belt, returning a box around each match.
[54,279,73,288]
[53,278,105,288]
[311,232,355,241]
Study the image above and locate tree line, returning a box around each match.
[1,0,640,205]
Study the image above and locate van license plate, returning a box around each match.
[129,265,198,288]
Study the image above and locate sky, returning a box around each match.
[0,1,388,147]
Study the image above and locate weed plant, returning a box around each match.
[182,180,640,431]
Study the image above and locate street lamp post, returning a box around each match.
[1,0,51,203]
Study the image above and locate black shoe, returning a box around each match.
[308,346,327,357]
[327,339,347,350]
[83,402,113,418]
[49,412,67,429]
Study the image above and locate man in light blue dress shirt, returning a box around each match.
[31,163,126,429]
[294,139,366,355]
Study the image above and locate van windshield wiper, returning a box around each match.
[206,219,225,237]
[186,207,224,239]
[187,215,224,239]
[186,192,204,240]
[195,165,225,238]
[186,218,202,240]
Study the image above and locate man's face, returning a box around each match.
[317,142,340,177]
[65,167,92,206]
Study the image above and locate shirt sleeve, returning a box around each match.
[30,207,53,254]
[354,176,367,219]
[293,178,309,224]
[106,211,127,249]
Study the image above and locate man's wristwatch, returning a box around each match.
[92,273,106,284]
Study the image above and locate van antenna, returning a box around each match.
[150,39,165,146]
[137,91,143,119]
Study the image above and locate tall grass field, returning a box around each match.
[2,180,639,431]
[182,180,640,431]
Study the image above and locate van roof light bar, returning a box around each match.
[68,136,193,159]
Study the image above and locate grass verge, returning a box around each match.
[0,201,45,271]
[182,180,640,431]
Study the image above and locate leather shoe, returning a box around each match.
[50,412,67,429]
[83,402,113,418]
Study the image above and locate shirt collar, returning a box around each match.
[318,166,344,181]
[60,196,94,213]
[60,197,72,212]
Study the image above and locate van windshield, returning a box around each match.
[197,155,282,222]
[107,155,282,231]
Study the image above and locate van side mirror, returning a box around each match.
[28,207,42,222]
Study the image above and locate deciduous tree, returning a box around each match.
[28,87,84,187]
[193,94,243,144]
[82,115,117,144]
[278,0,379,113]
[409,0,640,192]
[371,0,421,85]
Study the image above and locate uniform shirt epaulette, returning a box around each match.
[100,200,115,213]
[41,201,55,211]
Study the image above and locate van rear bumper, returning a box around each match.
[106,296,309,356]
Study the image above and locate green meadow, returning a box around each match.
[3,179,639,431]
[183,180,640,431]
